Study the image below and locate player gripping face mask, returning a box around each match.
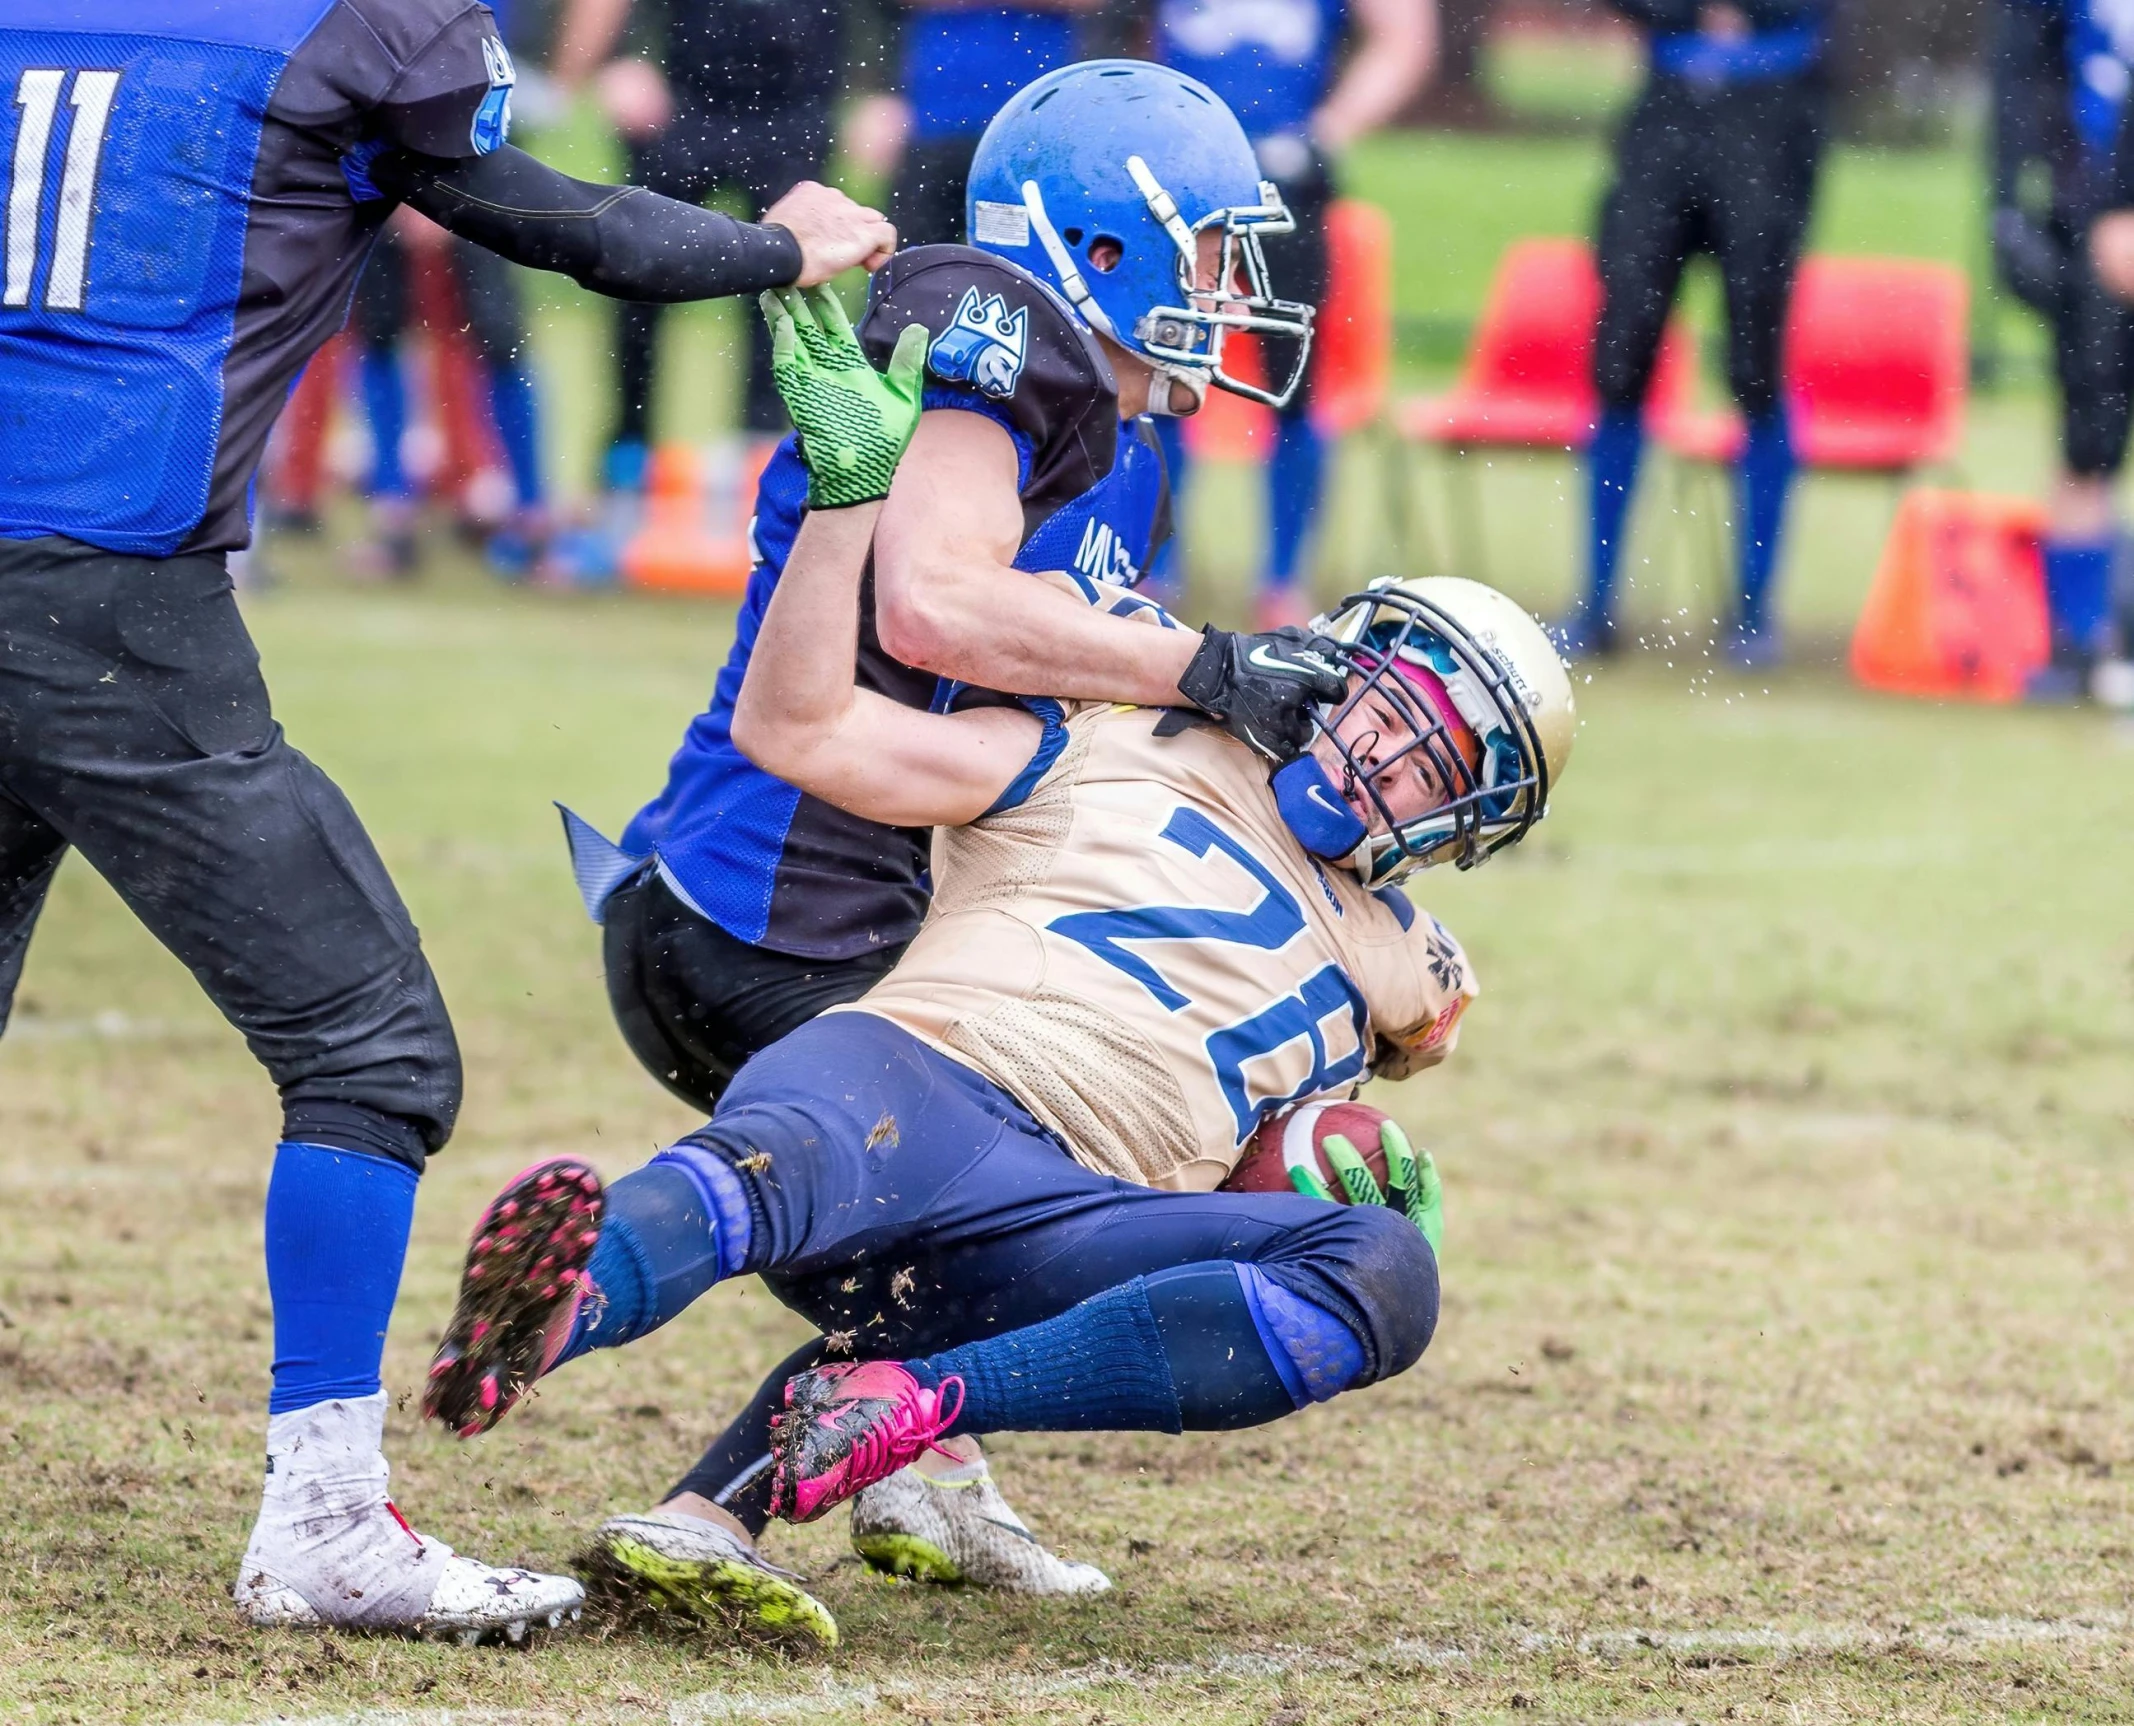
[540,66,1349,1638]
[425,289,1580,1578]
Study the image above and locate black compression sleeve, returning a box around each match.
[376,146,804,303]
[1604,0,1701,34]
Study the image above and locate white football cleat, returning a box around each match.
[850,1459,1111,1594]
[583,1510,838,1647]
[233,1393,583,1644]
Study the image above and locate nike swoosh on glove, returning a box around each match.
[1175,625,1349,762]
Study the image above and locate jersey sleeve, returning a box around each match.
[1368,901,1480,1081]
[350,0,515,159]
[859,245,1118,508]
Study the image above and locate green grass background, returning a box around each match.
[6,53,2134,1726]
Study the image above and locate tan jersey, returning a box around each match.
[846,701,1478,1191]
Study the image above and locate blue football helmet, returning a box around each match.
[965,59,1315,411]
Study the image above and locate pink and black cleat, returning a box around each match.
[768,1361,965,1524]
[423,1157,604,1439]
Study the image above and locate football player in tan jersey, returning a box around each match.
[425,281,1578,1606]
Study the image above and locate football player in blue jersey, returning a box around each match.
[1556,0,1830,669]
[514,59,1383,1639]
[1151,0,1436,628]
[0,0,893,1643]
[1997,0,2134,700]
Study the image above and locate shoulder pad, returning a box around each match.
[862,246,1118,496]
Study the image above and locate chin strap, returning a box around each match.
[1021,178,1118,341]
[1144,367,1209,417]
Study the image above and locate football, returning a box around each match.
[1223,1098,1394,1198]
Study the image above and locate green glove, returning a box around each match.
[1318,1121,1443,1255]
[758,284,929,510]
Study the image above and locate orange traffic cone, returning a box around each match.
[621,440,775,597]
[1850,489,2050,703]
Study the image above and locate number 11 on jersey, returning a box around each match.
[7,68,120,312]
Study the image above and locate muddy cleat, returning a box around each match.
[234,1393,583,1643]
[582,1511,838,1648]
[851,1461,1111,1594]
[424,1157,604,1438]
[770,1361,964,1524]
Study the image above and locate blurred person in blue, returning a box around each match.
[344,0,563,578]
[875,0,1103,248]
[1556,0,1830,668]
[1998,0,2134,701]
[0,0,889,1641]
[1151,0,1436,628]
[551,0,850,477]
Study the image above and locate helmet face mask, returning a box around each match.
[968,61,1317,411]
[1123,165,1315,408]
[1311,580,1574,882]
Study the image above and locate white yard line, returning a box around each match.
[203,1615,2134,1726]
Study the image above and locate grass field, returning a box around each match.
[8,72,2134,1719]
[7,357,2134,1722]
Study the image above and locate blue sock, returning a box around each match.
[912,1279,1182,1435]
[1737,411,1797,634]
[487,363,545,510]
[910,1262,1370,1437]
[358,346,410,500]
[2043,537,2114,654]
[1266,414,1327,591]
[558,1147,753,1363]
[1150,415,1191,588]
[1584,407,1645,619]
[264,1143,419,1415]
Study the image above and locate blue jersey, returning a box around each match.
[1155,0,1347,136]
[619,247,1173,962]
[0,0,513,556]
[902,9,1079,143]
[2042,0,2134,156]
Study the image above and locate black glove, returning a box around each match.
[1176,625,1348,762]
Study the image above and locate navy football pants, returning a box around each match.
[656,1011,1438,1529]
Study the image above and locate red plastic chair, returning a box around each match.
[1399,238,1693,451]
[1394,238,1691,576]
[1653,256,1969,470]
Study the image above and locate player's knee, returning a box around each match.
[1729,364,1781,423]
[1592,347,1651,413]
[1331,1205,1440,1383]
[276,952,461,1169]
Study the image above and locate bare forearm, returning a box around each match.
[1314,0,1435,149]
[552,0,633,87]
[886,551,1199,704]
[733,504,880,767]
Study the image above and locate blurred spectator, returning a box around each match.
[2005,0,2134,701]
[1151,0,1436,628]
[875,0,1101,248]
[553,0,846,476]
[1558,0,1829,668]
[348,212,553,578]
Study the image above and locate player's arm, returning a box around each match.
[1310,0,1436,154]
[872,412,1346,757]
[729,291,1046,827]
[1372,910,1480,1081]
[549,0,634,89]
[1600,0,1702,31]
[373,149,894,295]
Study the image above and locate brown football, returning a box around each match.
[1223,1099,1393,1198]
